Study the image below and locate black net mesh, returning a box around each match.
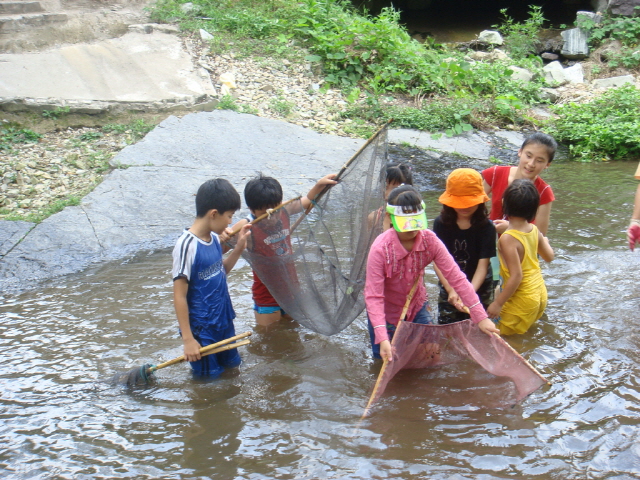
[241,125,388,335]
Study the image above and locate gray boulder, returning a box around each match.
[543,61,568,85]
[477,30,504,45]
[608,0,640,16]
[561,28,590,59]
[564,63,585,84]
[592,74,636,89]
[509,66,534,83]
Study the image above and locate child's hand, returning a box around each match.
[379,340,393,362]
[477,317,500,336]
[235,224,252,251]
[183,337,202,362]
[219,227,233,245]
[318,173,338,187]
[447,292,464,311]
[486,301,502,320]
[493,219,509,234]
[628,223,640,251]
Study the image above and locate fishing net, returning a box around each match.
[110,364,155,387]
[239,124,388,335]
[363,320,549,415]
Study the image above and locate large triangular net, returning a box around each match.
[241,125,388,335]
[363,320,549,416]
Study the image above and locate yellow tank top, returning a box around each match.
[499,224,543,292]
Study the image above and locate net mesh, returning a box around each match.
[241,125,388,335]
[365,320,548,413]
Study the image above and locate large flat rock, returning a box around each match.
[0,111,362,293]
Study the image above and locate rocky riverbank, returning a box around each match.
[1,24,638,223]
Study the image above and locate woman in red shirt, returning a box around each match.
[482,133,557,236]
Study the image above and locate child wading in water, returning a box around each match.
[172,178,251,377]
[368,161,413,231]
[433,169,496,324]
[365,185,499,362]
[487,179,555,335]
[482,132,557,236]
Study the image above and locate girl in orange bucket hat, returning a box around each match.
[433,168,497,324]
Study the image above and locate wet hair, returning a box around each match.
[244,173,283,211]
[440,204,489,228]
[386,162,413,186]
[388,184,423,209]
[502,179,539,222]
[195,178,241,218]
[521,132,558,163]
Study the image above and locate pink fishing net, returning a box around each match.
[365,320,548,413]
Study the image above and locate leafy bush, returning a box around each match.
[578,10,640,69]
[546,85,640,161]
[493,6,546,60]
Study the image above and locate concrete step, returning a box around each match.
[0,2,44,15]
[0,12,68,33]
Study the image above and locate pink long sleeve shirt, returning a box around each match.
[365,228,489,345]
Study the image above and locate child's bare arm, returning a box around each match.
[537,230,554,262]
[535,202,552,236]
[223,224,251,273]
[434,264,463,311]
[300,173,338,209]
[470,258,490,291]
[174,277,201,362]
[487,235,523,319]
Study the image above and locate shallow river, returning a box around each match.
[1,154,639,479]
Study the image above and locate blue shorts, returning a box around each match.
[368,301,434,359]
[189,321,241,377]
[253,304,286,315]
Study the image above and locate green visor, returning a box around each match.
[386,201,428,232]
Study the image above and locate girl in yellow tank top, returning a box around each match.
[487,179,555,335]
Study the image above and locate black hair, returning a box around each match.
[521,132,558,163]
[386,162,413,186]
[502,179,539,222]
[195,178,241,218]
[440,204,489,228]
[244,173,283,211]
[388,184,422,209]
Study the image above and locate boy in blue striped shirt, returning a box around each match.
[172,178,251,377]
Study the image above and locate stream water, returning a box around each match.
[1,151,639,479]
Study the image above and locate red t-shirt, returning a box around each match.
[482,165,555,221]
[247,211,294,307]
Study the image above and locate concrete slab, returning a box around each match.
[0,30,215,112]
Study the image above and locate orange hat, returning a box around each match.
[438,168,489,209]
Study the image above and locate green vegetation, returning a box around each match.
[42,106,71,119]
[578,8,640,70]
[102,119,157,142]
[269,95,296,117]
[145,0,640,161]
[1,123,42,150]
[493,6,546,61]
[215,94,260,114]
[546,85,640,161]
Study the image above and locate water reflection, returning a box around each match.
[1,155,639,478]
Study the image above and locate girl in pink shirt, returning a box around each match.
[364,185,499,362]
